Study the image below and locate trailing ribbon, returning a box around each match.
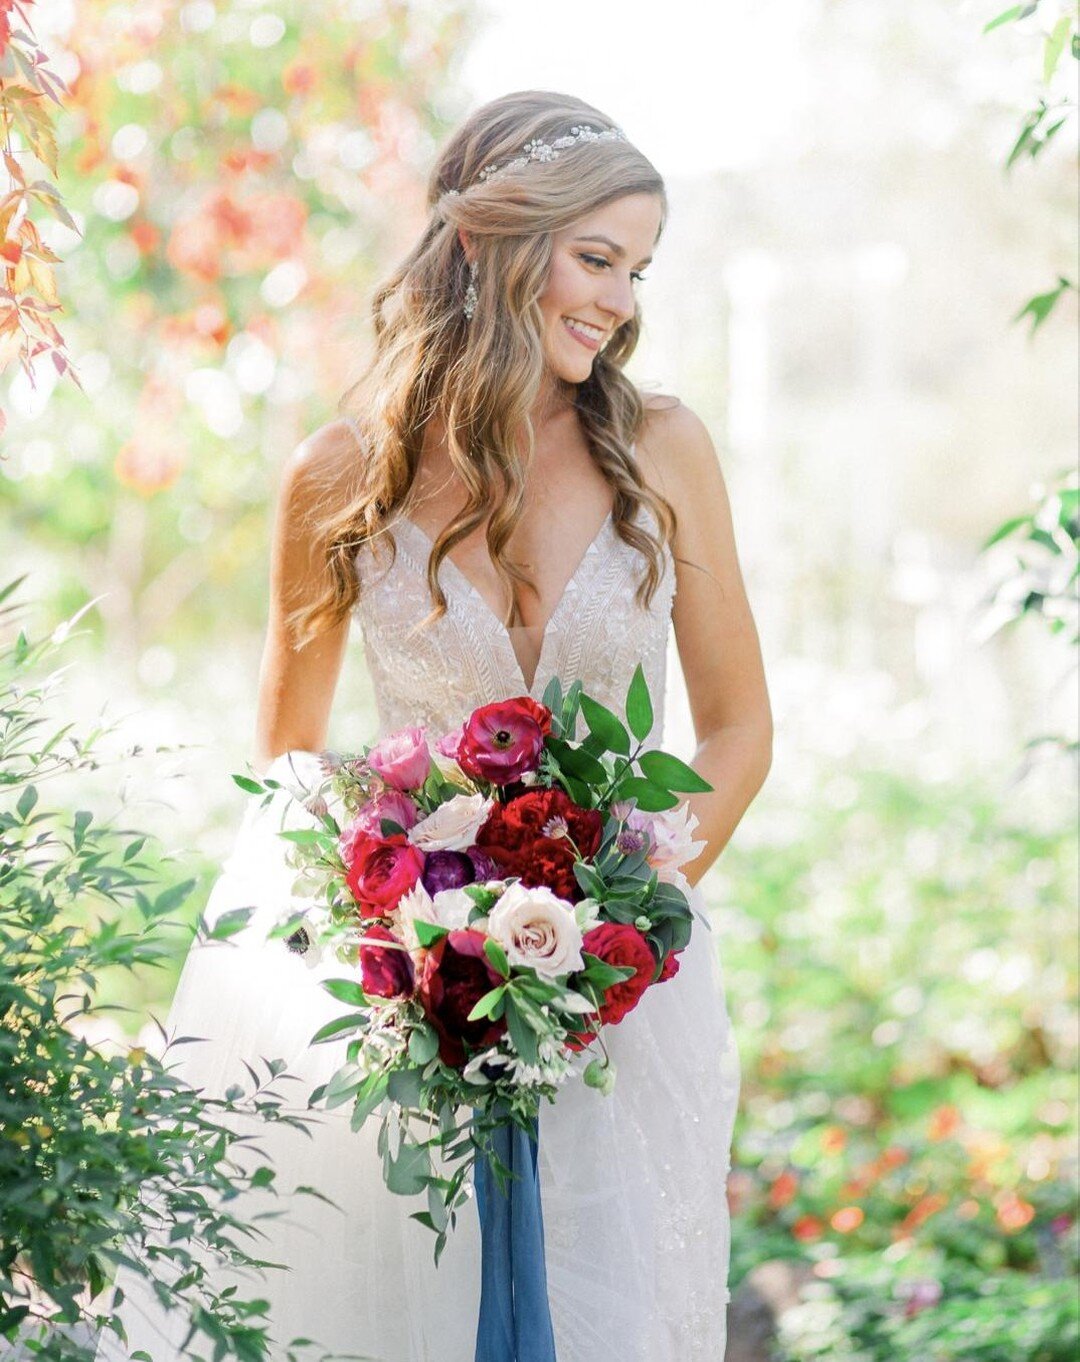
[473,1106,557,1362]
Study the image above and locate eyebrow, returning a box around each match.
[571,235,654,267]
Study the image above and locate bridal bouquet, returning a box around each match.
[235,665,711,1268]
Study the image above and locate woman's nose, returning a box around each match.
[599,272,636,324]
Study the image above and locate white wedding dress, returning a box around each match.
[95,431,741,1362]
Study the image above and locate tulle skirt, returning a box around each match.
[95,767,741,1362]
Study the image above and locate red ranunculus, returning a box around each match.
[456,697,552,786]
[475,788,601,901]
[417,929,507,1068]
[359,923,415,998]
[343,831,425,920]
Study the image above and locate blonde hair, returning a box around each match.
[291,89,677,647]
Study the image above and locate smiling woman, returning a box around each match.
[97,89,770,1362]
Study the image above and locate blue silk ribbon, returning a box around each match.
[473,1108,557,1362]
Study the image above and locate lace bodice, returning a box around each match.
[349,472,677,745]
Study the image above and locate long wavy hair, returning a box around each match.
[291,89,677,647]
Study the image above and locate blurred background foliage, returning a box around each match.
[1,0,1076,1357]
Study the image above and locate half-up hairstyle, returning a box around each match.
[290,89,676,646]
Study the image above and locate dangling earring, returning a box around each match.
[463,258,478,321]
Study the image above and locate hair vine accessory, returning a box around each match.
[444,124,629,196]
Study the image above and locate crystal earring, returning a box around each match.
[463,258,478,321]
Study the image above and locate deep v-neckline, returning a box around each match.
[393,509,614,695]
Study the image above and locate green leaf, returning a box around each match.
[637,749,713,793]
[202,907,255,941]
[625,663,653,741]
[1043,14,1072,83]
[504,997,538,1065]
[545,735,607,786]
[579,693,631,755]
[384,1140,430,1196]
[309,1011,369,1044]
[980,514,1028,550]
[467,984,507,1022]
[982,4,1027,34]
[612,775,678,812]
[321,977,370,1006]
[16,785,36,820]
[414,919,450,948]
[483,937,510,978]
[408,1024,440,1064]
[387,1066,424,1108]
[350,1072,389,1129]
[231,774,265,794]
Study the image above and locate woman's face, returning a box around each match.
[537,192,663,385]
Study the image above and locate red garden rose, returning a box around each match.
[658,949,683,983]
[455,696,552,786]
[417,929,507,1068]
[564,923,660,1051]
[359,923,415,999]
[475,788,602,902]
[343,831,425,920]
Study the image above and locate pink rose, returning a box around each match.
[342,791,419,853]
[367,725,432,791]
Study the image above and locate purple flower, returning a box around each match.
[467,846,500,883]
[421,849,475,895]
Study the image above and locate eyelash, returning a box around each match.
[579,252,649,283]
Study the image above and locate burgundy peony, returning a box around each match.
[343,831,425,920]
[475,788,602,902]
[359,923,415,999]
[455,697,552,786]
[421,849,475,895]
[417,929,507,1068]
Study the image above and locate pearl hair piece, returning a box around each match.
[444,124,629,196]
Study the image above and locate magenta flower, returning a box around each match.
[455,697,552,787]
[367,725,432,791]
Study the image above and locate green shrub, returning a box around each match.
[0,580,344,1361]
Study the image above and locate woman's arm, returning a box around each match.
[253,421,357,774]
[639,399,774,887]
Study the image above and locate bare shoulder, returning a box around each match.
[278,416,363,519]
[634,392,724,520]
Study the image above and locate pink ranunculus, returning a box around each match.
[342,831,425,920]
[342,791,419,853]
[456,697,552,787]
[359,922,415,999]
[367,725,432,791]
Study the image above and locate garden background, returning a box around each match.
[2,0,1077,1358]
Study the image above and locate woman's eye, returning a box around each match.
[580,253,648,283]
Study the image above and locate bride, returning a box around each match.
[96,90,772,1362]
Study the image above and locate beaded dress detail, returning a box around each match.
[95,419,741,1362]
